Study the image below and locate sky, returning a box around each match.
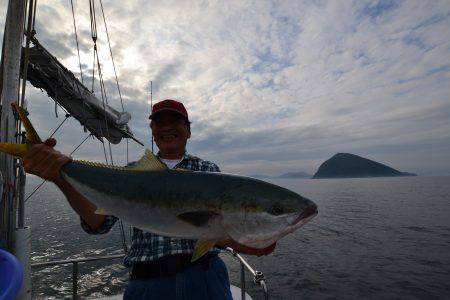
[1,0,450,176]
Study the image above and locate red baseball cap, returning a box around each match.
[149,99,189,121]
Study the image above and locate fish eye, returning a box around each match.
[270,205,284,216]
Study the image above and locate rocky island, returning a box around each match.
[313,153,417,179]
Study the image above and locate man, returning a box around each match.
[23,99,275,299]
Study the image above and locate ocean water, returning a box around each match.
[26,175,450,299]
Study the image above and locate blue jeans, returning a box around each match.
[124,256,233,300]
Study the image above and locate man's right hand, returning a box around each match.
[22,138,106,230]
[22,138,72,184]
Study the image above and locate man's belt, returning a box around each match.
[130,253,217,279]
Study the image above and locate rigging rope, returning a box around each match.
[94,49,115,165]
[68,0,89,133]
[70,134,92,156]
[22,0,130,255]
[69,0,84,84]
[108,141,114,165]
[98,0,124,112]
[100,136,109,164]
[91,45,96,93]
[49,114,71,138]
[24,180,45,204]
[88,0,98,42]
[89,0,98,93]
[16,0,38,213]
[88,1,128,252]
[95,54,127,251]
[98,0,129,165]
[89,0,113,161]
[19,0,37,109]
[31,0,37,32]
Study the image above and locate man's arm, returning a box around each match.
[23,138,106,230]
[53,176,106,230]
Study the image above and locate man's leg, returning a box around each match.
[123,277,176,300]
[176,256,233,300]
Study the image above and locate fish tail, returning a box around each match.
[12,103,42,145]
[0,143,28,157]
[0,104,42,158]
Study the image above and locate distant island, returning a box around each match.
[250,171,311,179]
[313,153,417,179]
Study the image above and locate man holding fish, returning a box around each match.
[21,99,280,299]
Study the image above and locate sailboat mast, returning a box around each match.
[150,81,154,153]
[0,0,26,251]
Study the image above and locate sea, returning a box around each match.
[26,175,450,299]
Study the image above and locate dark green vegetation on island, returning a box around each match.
[313,153,417,179]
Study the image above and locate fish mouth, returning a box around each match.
[290,202,318,227]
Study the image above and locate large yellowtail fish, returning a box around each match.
[0,104,318,261]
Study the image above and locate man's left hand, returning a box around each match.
[217,237,276,256]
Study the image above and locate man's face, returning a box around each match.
[151,111,191,155]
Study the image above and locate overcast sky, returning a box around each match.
[1,0,450,176]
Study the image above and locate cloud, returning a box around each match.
[1,0,450,176]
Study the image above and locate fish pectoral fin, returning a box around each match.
[192,239,217,262]
[177,211,220,227]
[126,149,167,171]
[95,207,108,215]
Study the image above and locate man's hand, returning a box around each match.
[217,236,276,256]
[22,138,72,184]
[23,138,106,230]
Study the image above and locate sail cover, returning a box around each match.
[21,37,141,145]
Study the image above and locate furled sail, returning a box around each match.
[21,37,141,145]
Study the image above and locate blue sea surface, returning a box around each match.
[27,176,450,299]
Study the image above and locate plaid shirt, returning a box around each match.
[80,152,221,267]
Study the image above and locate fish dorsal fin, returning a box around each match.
[75,160,126,170]
[127,149,167,171]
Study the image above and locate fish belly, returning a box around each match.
[222,211,288,249]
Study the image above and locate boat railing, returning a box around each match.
[31,254,124,299]
[31,248,269,299]
[224,247,269,300]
